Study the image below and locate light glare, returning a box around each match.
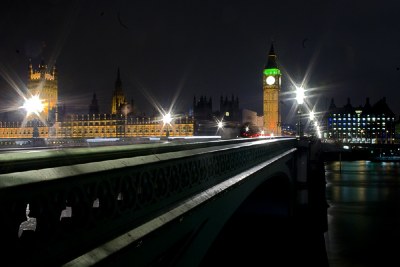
[162,113,172,125]
[296,86,305,105]
[22,95,44,115]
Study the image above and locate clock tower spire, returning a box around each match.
[263,43,281,136]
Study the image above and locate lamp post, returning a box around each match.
[295,86,305,138]
[21,95,44,139]
[309,110,315,136]
[162,112,172,139]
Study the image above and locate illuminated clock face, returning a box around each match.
[266,76,275,85]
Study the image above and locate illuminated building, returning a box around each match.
[263,44,281,136]
[0,61,194,139]
[324,97,396,144]
[27,59,58,121]
[111,68,129,115]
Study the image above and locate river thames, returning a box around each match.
[325,160,400,267]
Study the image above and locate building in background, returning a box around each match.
[218,95,240,123]
[241,109,263,129]
[27,59,58,122]
[193,95,214,136]
[0,60,194,139]
[263,44,281,136]
[193,95,241,138]
[323,97,396,144]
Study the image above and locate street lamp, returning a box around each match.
[22,95,44,117]
[309,111,315,121]
[309,111,315,137]
[162,112,172,138]
[295,86,305,137]
[21,95,45,139]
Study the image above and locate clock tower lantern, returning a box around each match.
[263,44,281,136]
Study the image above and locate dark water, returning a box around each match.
[201,175,329,266]
[325,160,400,267]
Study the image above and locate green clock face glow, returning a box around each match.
[266,76,275,85]
[263,68,281,76]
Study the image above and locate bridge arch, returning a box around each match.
[154,152,297,267]
[199,166,296,266]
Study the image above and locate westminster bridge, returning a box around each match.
[0,137,328,266]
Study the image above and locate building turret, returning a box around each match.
[89,93,100,115]
[52,64,58,81]
[111,68,127,114]
[27,59,58,121]
[28,58,33,78]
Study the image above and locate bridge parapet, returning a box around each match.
[0,137,300,266]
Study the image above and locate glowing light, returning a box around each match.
[245,126,249,132]
[22,95,44,116]
[162,112,172,125]
[261,130,265,135]
[263,68,281,76]
[309,111,315,121]
[217,121,223,129]
[295,86,305,105]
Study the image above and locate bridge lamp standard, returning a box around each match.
[309,111,315,121]
[21,95,45,139]
[309,110,315,136]
[21,95,44,117]
[162,112,173,138]
[295,86,305,137]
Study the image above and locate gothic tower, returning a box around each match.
[27,59,58,120]
[89,93,99,115]
[111,68,127,114]
[263,44,281,135]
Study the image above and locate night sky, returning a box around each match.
[1,0,400,123]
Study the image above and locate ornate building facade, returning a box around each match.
[263,44,281,136]
[27,59,58,120]
[0,61,194,139]
[111,68,128,115]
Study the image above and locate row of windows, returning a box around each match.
[331,122,387,126]
[332,128,392,131]
[332,113,391,117]
[58,129,191,134]
[331,117,394,121]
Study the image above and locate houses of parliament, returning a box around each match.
[0,60,194,139]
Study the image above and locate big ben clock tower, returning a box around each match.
[263,44,281,136]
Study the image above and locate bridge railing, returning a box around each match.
[0,137,297,266]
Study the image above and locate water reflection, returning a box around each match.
[325,160,400,267]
